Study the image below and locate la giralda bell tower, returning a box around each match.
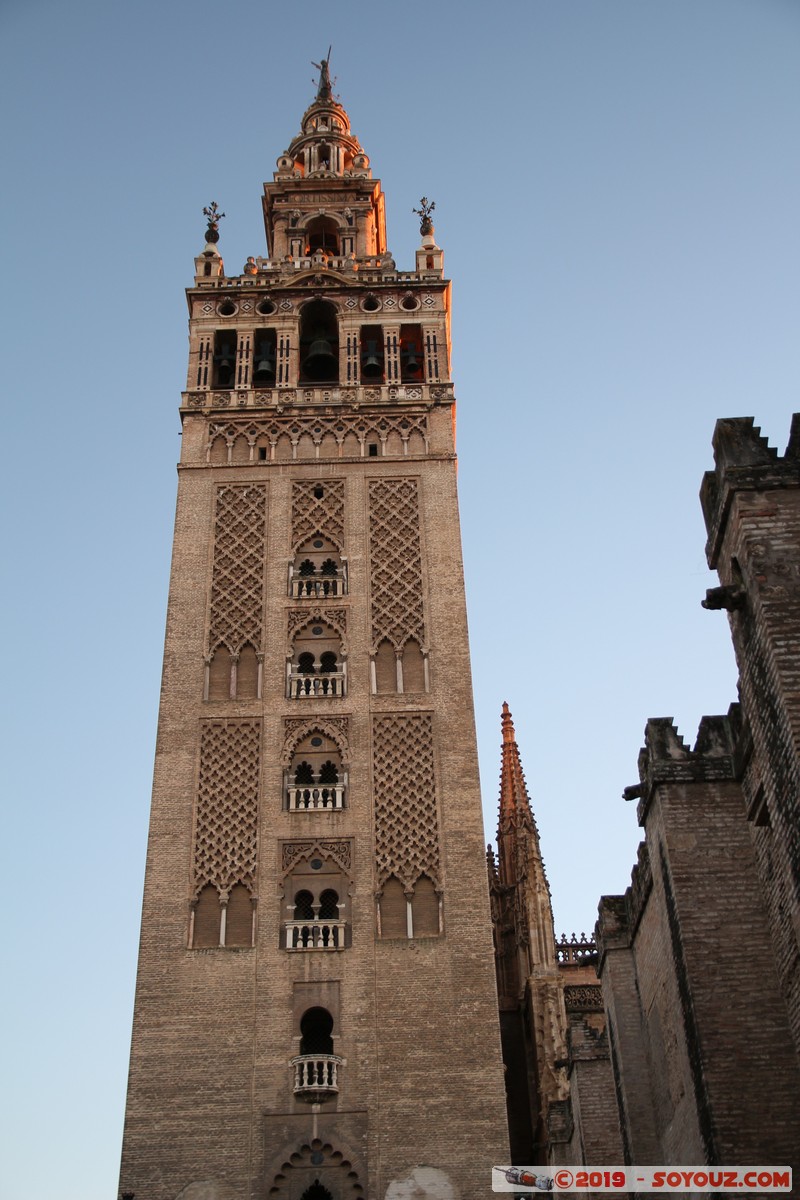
[120,61,509,1200]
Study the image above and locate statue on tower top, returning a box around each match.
[312,49,333,101]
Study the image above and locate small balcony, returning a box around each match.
[285,919,346,950]
[290,570,347,599]
[288,667,345,699]
[287,784,346,811]
[291,1053,343,1101]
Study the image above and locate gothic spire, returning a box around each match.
[498,701,538,838]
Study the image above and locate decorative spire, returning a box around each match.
[275,59,371,183]
[498,701,537,836]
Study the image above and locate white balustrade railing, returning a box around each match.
[290,575,344,599]
[287,784,345,811]
[285,920,346,950]
[291,1053,342,1096]
[288,668,345,699]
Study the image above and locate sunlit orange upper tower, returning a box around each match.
[119,59,508,1200]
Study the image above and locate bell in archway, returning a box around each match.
[253,344,276,383]
[214,341,235,386]
[361,340,383,378]
[303,334,338,378]
[401,345,422,376]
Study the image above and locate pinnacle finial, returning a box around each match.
[413,197,436,237]
[202,201,225,245]
[312,48,333,101]
[501,701,516,743]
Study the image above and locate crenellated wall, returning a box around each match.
[701,416,800,1057]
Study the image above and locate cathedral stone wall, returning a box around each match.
[544,418,800,1173]
[701,417,800,1057]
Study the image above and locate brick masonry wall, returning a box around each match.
[597,713,800,1172]
[119,399,510,1200]
[702,420,800,1059]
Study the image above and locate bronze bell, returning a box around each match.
[361,340,383,378]
[303,335,337,376]
[402,346,422,376]
[253,345,276,382]
[214,342,235,384]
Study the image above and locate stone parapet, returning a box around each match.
[701,415,800,568]
[634,711,739,825]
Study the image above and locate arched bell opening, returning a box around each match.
[400,324,424,382]
[300,300,340,384]
[306,215,340,255]
[253,329,277,386]
[212,330,237,388]
[359,325,384,382]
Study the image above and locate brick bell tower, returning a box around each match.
[119,59,509,1200]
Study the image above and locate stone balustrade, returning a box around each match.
[290,575,345,599]
[288,668,345,699]
[287,784,346,811]
[285,920,346,950]
[290,1053,343,1098]
[555,933,597,964]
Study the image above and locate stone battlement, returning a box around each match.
[701,415,800,567]
[629,707,741,824]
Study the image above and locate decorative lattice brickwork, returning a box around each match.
[368,479,425,651]
[287,606,347,643]
[281,839,353,876]
[207,411,428,459]
[563,985,604,1012]
[291,479,345,551]
[193,721,260,898]
[208,484,267,655]
[282,716,350,765]
[372,714,440,891]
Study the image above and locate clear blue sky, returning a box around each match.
[1,2,799,1198]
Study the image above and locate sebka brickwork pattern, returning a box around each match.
[372,713,440,891]
[192,720,260,898]
[368,479,425,652]
[208,484,267,655]
[291,479,345,550]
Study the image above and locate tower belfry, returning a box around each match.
[119,64,509,1200]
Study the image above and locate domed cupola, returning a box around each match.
[276,55,371,180]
